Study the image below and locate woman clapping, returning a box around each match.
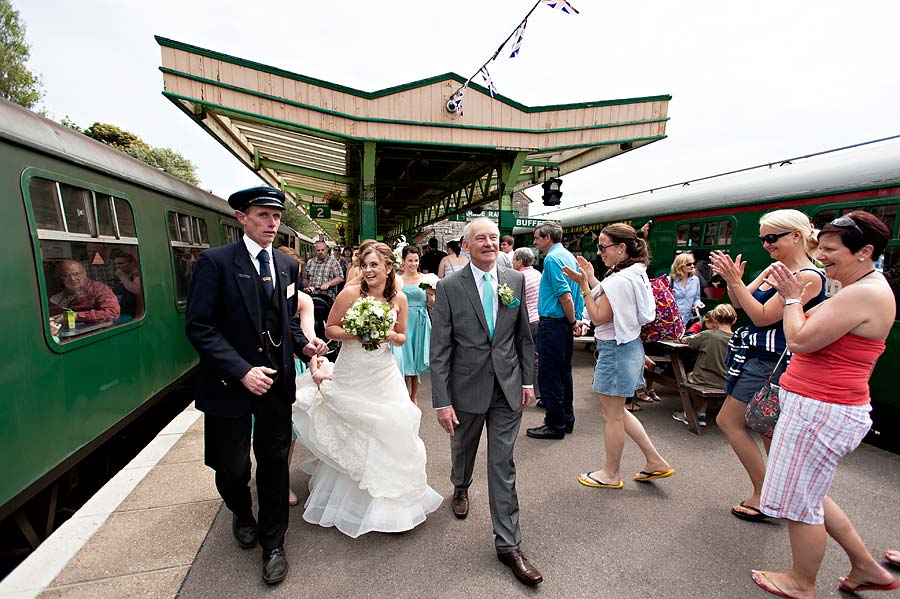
[749,211,899,597]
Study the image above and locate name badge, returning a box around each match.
[286,282,295,299]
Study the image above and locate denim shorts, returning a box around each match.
[592,338,646,397]
[725,355,786,404]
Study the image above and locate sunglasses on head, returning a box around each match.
[831,216,865,236]
[758,231,793,245]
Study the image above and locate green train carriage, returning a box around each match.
[519,138,900,448]
[0,99,300,544]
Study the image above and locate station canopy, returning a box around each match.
[157,36,670,241]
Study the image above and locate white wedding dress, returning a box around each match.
[292,334,443,538]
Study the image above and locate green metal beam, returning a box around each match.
[282,184,326,198]
[258,158,354,184]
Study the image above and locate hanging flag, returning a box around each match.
[541,0,579,14]
[509,19,527,58]
[479,66,497,98]
[452,80,469,116]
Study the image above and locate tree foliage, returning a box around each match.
[0,0,42,109]
[282,199,318,238]
[62,118,201,186]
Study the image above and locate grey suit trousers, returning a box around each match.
[450,379,523,553]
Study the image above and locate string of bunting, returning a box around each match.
[450,0,579,116]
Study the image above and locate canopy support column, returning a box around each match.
[359,141,377,240]
[498,152,528,235]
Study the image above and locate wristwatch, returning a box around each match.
[569,320,577,327]
[784,298,802,305]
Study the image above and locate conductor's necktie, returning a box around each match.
[258,249,275,300]
[482,272,495,339]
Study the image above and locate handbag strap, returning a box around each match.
[766,347,790,385]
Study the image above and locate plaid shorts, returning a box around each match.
[760,389,871,524]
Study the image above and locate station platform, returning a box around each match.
[2,349,899,598]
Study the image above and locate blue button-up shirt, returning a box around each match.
[537,243,583,319]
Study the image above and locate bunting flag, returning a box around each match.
[452,80,469,116]
[479,66,497,97]
[509,19,527,58]
[541,0,579,14]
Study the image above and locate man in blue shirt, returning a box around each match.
[527,222,584,439]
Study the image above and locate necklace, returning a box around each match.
[849,269,876,285]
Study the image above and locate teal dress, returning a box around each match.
[392,284,431,379]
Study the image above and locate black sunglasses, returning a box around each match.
[597,242,621,252]
[758,231,793,245]
[831,216,865,236]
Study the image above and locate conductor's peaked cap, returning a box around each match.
[228,186,286,212]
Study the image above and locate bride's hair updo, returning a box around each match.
[357,239,397,303]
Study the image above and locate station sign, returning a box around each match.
[309,204,332,219]
[449,209,504,222]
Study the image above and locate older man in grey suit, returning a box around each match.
[430,217,542,586]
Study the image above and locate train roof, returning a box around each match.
[524,136,900,231]
[0,98,236,217]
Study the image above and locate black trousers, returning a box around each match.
[204,382,292,551]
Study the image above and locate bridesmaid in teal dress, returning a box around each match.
[392,246,433,404]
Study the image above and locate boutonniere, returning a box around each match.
[497,283,520,308]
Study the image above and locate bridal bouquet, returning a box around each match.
[342,296,394,351]
[418,273,440,290]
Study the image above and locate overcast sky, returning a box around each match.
[16,0,900,217]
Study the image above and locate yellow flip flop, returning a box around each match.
[634,468,675,482]
[578,472,624,489]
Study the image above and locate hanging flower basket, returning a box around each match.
[323,191,344,211]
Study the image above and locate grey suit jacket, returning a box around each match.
[430,264,534,413]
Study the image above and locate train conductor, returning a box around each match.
[185,186,326,585]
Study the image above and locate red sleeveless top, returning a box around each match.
[779,333,885,406]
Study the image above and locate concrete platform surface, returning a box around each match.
[4,351,900,599]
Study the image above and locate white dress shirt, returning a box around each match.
[242,235,278,293]
[469,261,499,323]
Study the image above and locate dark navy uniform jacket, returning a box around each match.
[185,241,310,417]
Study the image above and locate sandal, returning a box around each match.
[646,389,661,402]
[626,402,642,413]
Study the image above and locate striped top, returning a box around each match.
[520,266,542,323]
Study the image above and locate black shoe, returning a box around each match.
[262,546,289,585]
[535,398,545,408]
[526,425,565,440]
[232,513,257,549]
[565,423,574,434]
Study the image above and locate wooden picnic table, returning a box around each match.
[643,340,707,434]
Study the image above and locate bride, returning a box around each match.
[292,240,442,538]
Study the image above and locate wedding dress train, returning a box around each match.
[292,339,442,538]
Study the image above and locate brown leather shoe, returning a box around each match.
[451,489,468,519]
[497,550,543,586]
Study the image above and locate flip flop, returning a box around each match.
[634,468,675,482]
[838,576,900,592]
[731,501,771,522]
[577,472,623,489]
[626,403,642,412]
[751,571,797,599]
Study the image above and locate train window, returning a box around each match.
[222,224,241,244]
[675,223,703,247]
[167,211,210,309]
[815,204,897,238]
[717,220,733,245]
[30,178,64,230]
[59,183,93,236]
[95,194,116,237]
[25,176,144,346]
[115,199,137,239]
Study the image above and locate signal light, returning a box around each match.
[542,177,563,206]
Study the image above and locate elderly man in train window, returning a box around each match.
[48,259,120,324]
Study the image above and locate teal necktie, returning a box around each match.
[482,272,495,339]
